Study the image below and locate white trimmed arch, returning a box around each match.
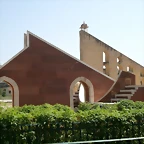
[0,76,19,106]
[70,77,94,109]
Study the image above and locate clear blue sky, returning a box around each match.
[0,0,144,66]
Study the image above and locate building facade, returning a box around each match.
[80,30,144,85]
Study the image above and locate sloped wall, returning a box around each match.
[80,30,144,85]
[131,86,144,101]
[0,32,114,106]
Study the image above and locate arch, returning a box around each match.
[70,77,94,109]
[0,76,19,106]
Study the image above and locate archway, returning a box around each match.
[0,81,12,107]
[0,76,19,106]
[70,77,94,109]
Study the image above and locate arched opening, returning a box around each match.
[117,56,123,72]
[72,82,88,108]
[117,56,122,64]
[103,52,109,76]
[117,58,120,63]
[70,77,94,109]
[127,66,133,73]
[103,65,106,74]
[103,52,106,63]
[0,81,13,107]
[117,66,120,74]
[0,76,19,107]
[74,82,85,103]
[103,65,109,76]
[103,52,109,63]
[127,66,130,71]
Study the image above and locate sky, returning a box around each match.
[0,0,144,67]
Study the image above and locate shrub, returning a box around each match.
[0,100,144,143]
[77,102,92,111]
[2,91,6,97]
[117,100,144,111]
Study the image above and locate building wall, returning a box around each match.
[131,87,144,101]
[80,30,144,85]
[0,32,114,106]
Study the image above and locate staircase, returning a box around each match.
[111,85,138,102]
[73,83,81,108]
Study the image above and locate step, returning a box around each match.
[115,94,133,97]
[73,97,77,100]
[120,89,136,93]
[74,92,79,96]
[118,91,133,94]
[111,98,128,102]
[73,94,79,97]
[115,94,132,99]
[125,85,144,88]
[125,86,137,90]
[73,96,79,100]
[125,85,138,89]
[115,96,131,99]
[75,92,79,94]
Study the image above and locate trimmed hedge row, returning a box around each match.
[0,100,144,143]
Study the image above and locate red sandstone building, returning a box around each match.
[0,30,144,108]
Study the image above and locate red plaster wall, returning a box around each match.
[131,87,144,101]
[0,33,114,106]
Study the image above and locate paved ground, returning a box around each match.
[0,102,12,108]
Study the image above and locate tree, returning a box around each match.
[2,91,6,97]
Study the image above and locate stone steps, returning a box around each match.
[73,83,81,108]
[111,85,138,102]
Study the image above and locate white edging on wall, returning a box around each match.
[70,77,94,109]
[27,31,115,81]
[0,30,116,107]
[0,76,19,106]
[97,70,122,102]
[0,30,115,81]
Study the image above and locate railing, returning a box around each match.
[0,120,144,143]
[50,137,144,144]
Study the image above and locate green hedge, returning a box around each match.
[0,100,144,143]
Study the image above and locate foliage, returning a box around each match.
[0,100,144,143]
[2,91,6,97]
[117,100,144,110]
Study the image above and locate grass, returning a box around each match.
[0,102,12,108]
[0,95,12,100]
[0,95,12,108]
